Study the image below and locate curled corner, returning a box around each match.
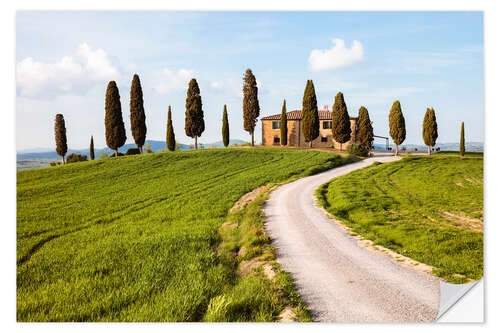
[437,278,484,322]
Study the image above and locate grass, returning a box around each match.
[17,148,354,321]
[316,154,483,283]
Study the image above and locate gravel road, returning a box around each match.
[264,155,440,322]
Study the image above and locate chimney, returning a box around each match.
[324,105,328,111]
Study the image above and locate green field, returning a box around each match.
[317,154,483,283]
[17,148,353,321]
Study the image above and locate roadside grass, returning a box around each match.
[436,151,483,157]
[17,148,354,321]
[316,155,483,283]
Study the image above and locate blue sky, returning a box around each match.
[16,11,483,150]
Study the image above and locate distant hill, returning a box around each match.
[17,139,249,170]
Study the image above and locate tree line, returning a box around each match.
[53,69,464,163]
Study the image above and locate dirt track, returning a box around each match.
[264,155,440,322]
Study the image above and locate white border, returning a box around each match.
[3,1,498,332]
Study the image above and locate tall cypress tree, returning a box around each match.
[460,122,465,157]
[222,105,229,147]
[54,114,67,164]
[422,107,438,155]
[166,106,176,151]
[130,74,147,153]
[89,135,95,160]
[105,81,126,157]
[388,100,406,156]
[302,80,319,148]
[185,78,204,150]
[357,106,373,150]
[331,92,351,150]
[242,69,260,146]
[280,99,288,147]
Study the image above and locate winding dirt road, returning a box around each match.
[264,155,440,322]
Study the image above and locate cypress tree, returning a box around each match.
[185,78,205,150]
[280,99,288,146]
[357,106,373,150]
[301,80,319,148]
[105,81,127,157]
[460,122,465,157]
[166,106,176,151]
[130,74,147,153]
[222,105,230,147]
[331,92,351,150]
[54,114,67,164]
[422,107,438,155]
[242,69,260,146]
[89,135,95,160]
[388,100,406,156]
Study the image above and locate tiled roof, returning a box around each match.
[261,110,357,121]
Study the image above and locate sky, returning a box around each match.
[16,11,484,150]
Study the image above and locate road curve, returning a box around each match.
[264,155,440,322]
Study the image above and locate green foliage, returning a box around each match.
[185,78,205,150]
[317,156,483,283]
[422,108,438,154]
[347,143,368,157]
[357,106,373,150]
[54,114,67,163]
[126,148,141,155]
[89,135,95,160]
[331,92,351,149]
[66,153,88,163]
[166,106,176,151]
[145,142,153,154]
[280,100,287,146]
[130,74,147,152]
[388,100,406,154]
[460,122,465,157]
[301,80,319,147]
[222,105,230,147]
[105,81,127,155]
[242,69,260,146]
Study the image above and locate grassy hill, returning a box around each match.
[317,153,483,283]
[17,148,352,321]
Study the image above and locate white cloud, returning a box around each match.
[153,68,194,94]
[16,43,120,99]
[309,38,363,71]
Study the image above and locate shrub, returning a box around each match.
[50,161,57,167]
[109,152,124,158]
[347,143,369,157]
[126,148,141,155]
[66,153,88,164]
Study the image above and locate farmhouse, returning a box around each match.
[261,105,358,148]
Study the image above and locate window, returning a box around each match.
[323,121,332,129]
[273,137,280,145]
[272,121,280,129]
[321,137,328,142]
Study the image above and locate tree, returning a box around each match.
[331,92,351,150]
[422,107,438,155]
[166,106,176,151]
[280,99,288,146]
[129,74,147,153]
[301,80,319,148]
[357,106,373,150]
[388,100,406,156]
[222,105,230,147]
[105,81,126,157]
[145,142,153,153]
[242,69,260,146]
[89,135,95,160]
[185,78,205,150]
[460,122,465,157]
[54,114,67,164]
